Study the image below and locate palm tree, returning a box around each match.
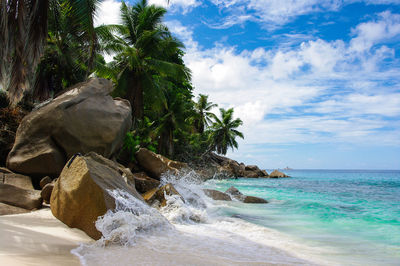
[97,0,190,120]
[209,108,244,155]
[194,94,217,133]
[155,89,190,157]
[0,0,100,105]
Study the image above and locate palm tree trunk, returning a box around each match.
[125,74,143,120]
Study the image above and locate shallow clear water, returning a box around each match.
[205,170,400,265]
[73,170,400,266]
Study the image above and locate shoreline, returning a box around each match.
[0,208,93,266]
[0,208,314,266]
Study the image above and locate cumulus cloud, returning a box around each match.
[167,13,400,153]
[206,0,400,29]
[149,0,201,13]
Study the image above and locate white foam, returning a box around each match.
[72,172,327,265]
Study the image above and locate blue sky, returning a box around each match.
[97,0,400,170]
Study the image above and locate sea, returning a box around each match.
[72,170,400,266]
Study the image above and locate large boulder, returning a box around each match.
[50,152,143,240]
[0,184,42,210]
[142,183,183,207]
[132,172,160,194]
[269,170,289,178]
[203,189,232,201]
[7,78,132,177]
[135,148,187,180]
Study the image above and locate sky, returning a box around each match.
[96,0,400,170]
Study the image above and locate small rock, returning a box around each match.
[40,176,52,189]
[142,183,184,207]
[135,148,181,180]
[41,183,54,204]
[132,172,160,194]
[225,186,243,197]
[203,189,232,201]
[0,184,42,210]
[261,170,269,177]
[269,170,289,178]
[0,202,30,215]
[2,173,34,190]
[243,195,268,204]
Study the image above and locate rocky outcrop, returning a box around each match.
[135,148,187,180]
[7,78,132,177]
[210,153,268,178]
[203,189,232,201]
[142,183,183,207]
[269,170,289,178]
[132,172,160,194]
[0,184,42,210]
[50,152,143,240]
[225,186,268,204]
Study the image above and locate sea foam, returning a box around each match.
[72,171,321,266]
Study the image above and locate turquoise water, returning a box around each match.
[205,170,400,265]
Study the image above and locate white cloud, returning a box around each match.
[95,0,121,27]
[350,11,400,52]
[206,0,400,29]
[167,15,400,153]
[149,0,201,13]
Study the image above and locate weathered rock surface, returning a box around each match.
[7,78,132,177]
[41,183,54,204]
[0,202,30,215]
[225,186,267,204]
[142,183,183,207]
[203,189,232,201]
[40,176,52,189]
[243,195,268,204]
[225,186,244,200]
[0,184,42,210]
[269,170,289,178]
[1,172,34,190]
[210,153,268,178]
[0,167,13,174]
[132,172,160,194]
[135,148,187,180]
[50,152,143,240]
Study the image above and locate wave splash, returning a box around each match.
[72,171,315,266]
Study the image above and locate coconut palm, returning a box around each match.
[194,94,217,133]
[97,0,190,120]
[209,108,244,155]
[0,0,101,105]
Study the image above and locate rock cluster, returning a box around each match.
[210,153,289,179]
[0,78,287,241]
[203,186,268,204]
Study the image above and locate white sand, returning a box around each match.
[0,208,93,266]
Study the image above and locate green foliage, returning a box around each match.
[122,116,158,161]
[209,108,244,155]
[1,0,245,162]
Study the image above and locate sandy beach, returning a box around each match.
[0,208,93,266]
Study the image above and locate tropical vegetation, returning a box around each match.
[0,0,244,161]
